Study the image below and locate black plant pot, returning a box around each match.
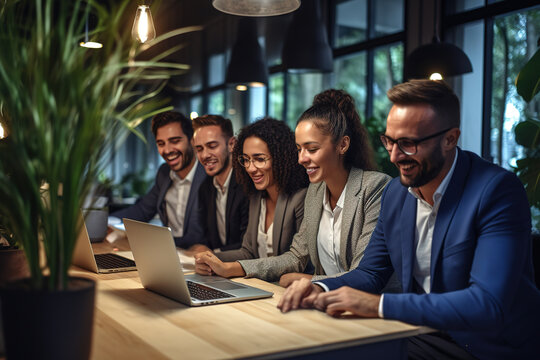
[0,277,95,360]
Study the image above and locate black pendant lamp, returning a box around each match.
[212,0,300,17]
[226,18,268,89]
[404,1,472,80]
[281,0,333,73]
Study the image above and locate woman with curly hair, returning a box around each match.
[194,117,309,274]
[197,90,392,287]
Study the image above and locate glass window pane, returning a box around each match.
[208,53,225,87]
[447,21,484,156]
[373,43,403,121]
[208,90,225,116]
[374,0,404,37]
[269,73,284,120]
[248,86,266,123]
[490,7,540,169]
[190,96,203,119]
[333,52,367,119]
[225,89,244,133]
[286,73,325,129]
[335,0,367,47]
[445,0,485,15]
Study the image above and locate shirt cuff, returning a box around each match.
[312,281,330,292]
[378,293,384,318]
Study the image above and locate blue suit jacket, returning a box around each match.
[320,148,540,359]
[112,162,207,248]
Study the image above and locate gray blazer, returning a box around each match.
[216,188,307,262]
[239,168,391,282]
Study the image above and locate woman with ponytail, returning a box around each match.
[196,89,391,286]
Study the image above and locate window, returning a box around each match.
[286,73,327,129]
[334,52,367,117]
[268,73,284,121]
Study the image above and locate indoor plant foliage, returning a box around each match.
[514,41,540,231]
[0,0,195,292]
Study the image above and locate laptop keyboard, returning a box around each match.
[187,281,234,300]
[95,253,136,269]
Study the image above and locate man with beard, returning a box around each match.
[191,115,248,252]
[278,80,540,359]
[112,111,207,249]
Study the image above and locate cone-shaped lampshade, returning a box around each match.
[226,18,268,86]
[404,38,473,80]
[212,0,300,17]
[281,0,333,73]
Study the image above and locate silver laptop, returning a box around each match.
[72,217,136,273]
[123,218,273,306]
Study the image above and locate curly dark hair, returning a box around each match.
[233,117,308,196]
[298,89,377,171]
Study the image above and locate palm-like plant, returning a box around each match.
[0,0,199,290]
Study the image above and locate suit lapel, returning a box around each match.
[310,184,325,274]
[339,169,362,270]
[272,192,288,255]
[224,172,237,243]
[401,194,417,292]
[184,162,205,226]
[430,149,469,288]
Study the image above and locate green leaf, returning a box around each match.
[514,118,540,148]
[515,47,540,103]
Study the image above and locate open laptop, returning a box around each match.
[123,218,273,306]
[72,217,136,273]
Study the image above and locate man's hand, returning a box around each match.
[187,244,212,255]
[279,273,313,288]
[277,278,323,313]
[313,286,380,318]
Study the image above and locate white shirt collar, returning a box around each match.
[323,183,347,211]
[170,159,198,184]
[213,167,232,194]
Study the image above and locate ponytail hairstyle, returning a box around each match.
[297,89,377,171]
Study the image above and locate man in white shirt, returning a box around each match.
[112,111,207,248]
[192,115,248,252]
[277,80,540,359]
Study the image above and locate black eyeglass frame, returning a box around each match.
[379,127,453,156]
[237,155,272,169]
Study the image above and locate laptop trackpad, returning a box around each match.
[209,281,246,291]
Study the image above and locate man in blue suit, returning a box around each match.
[112,111,207,248]
[278,80,540,359]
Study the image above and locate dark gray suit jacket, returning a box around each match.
[112,162,207,248]
[239,168,391,282]
[198,169,249,251]
[216,188,307,262]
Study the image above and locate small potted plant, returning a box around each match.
[0,0,198,358]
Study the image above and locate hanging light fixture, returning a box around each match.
[79,11,102,49]
[226,18,268,90]
[281,0,333,73]
[404,1,472,80]
[132,4,156,43]
[212,0,300,17]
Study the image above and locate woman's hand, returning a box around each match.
[194,252,246,278]
[279,273,313,288]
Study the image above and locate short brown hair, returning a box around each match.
[387,80,460,128]
[192,114,234,139]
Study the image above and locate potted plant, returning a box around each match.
[0,1,198,358]
[514,38,540,287]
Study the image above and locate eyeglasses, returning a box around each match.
[237,155,271,169]
[380,128,452,156]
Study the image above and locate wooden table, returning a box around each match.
[71,239,431,360]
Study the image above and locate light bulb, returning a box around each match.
[0,123,5,139]
[132,5,156,43]
[190,112,199,120]
[429,73,443,80]
[236,85,248,91]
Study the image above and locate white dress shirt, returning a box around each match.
[317,183,347,276]
[164,160,198,238]
[378,151,458,318]
[213,168,232,246]
[256,198,274,258]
